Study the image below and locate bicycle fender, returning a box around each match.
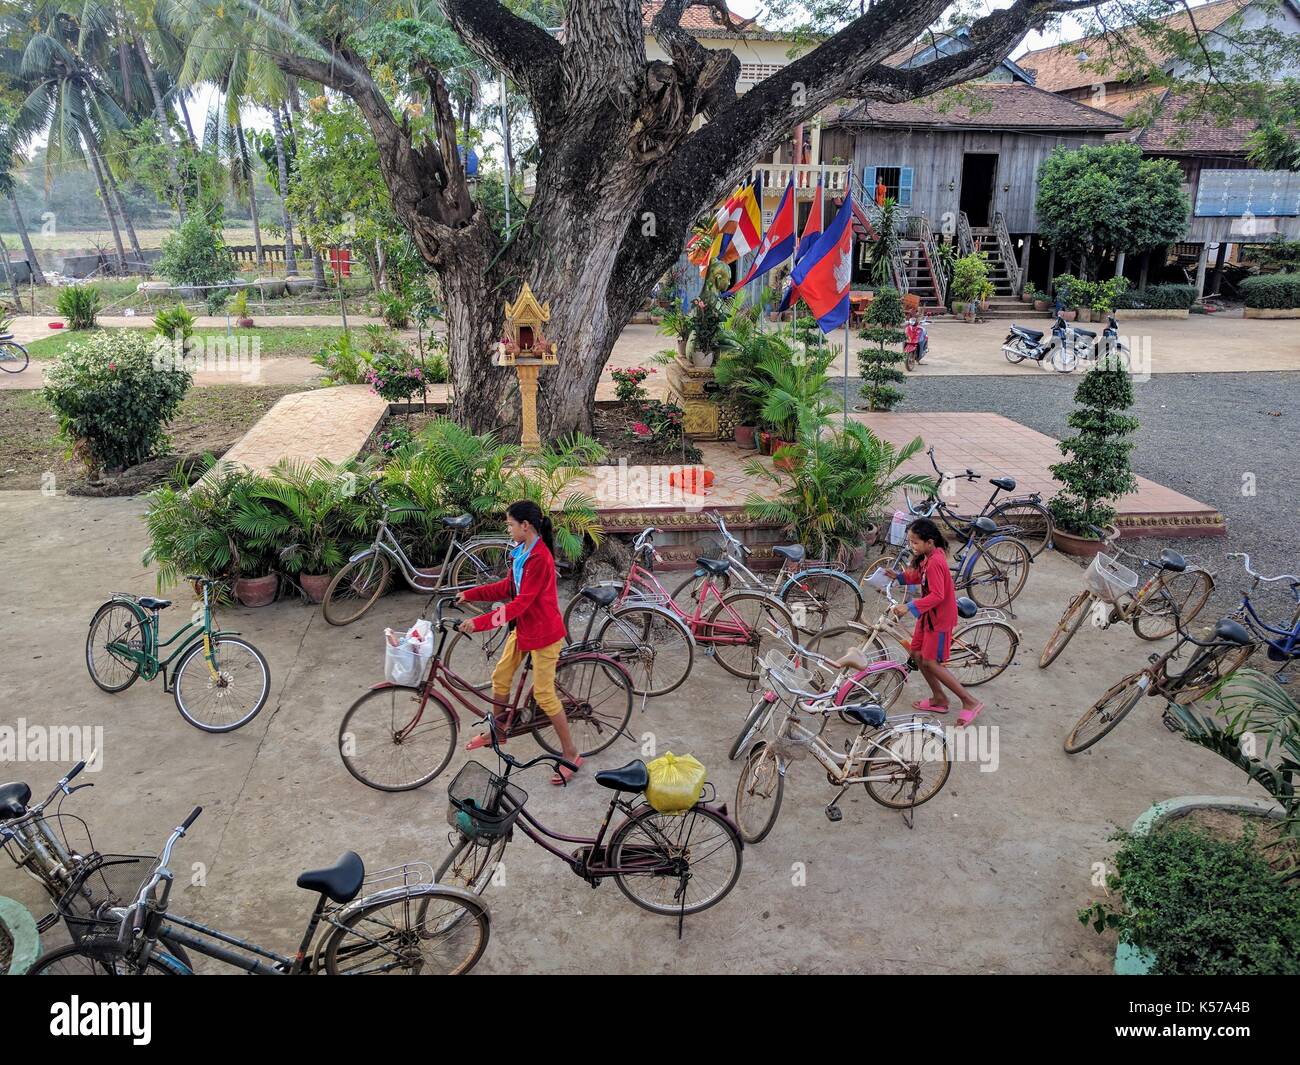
[693,801,743,847]
[347,547,380,565]
[210,629,243,639]
[106,595,150,625]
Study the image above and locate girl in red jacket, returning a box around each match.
[456,500,580,784]
[883,518,984,725]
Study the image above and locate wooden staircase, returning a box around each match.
[842,176,947,311]
[962,213,1025,318]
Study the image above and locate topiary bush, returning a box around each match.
[157,217,238,291]
[43,330,192,473]
[153,303,195,342]
[1114,283,1196,310]
[56,285,102,330]
[857,285,907,412]
[1240,273,1300,309]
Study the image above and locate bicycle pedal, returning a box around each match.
[825,805,842,823]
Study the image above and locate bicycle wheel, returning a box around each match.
[595,604,694,697]
[948,618,1018,686]
[608,803,744,915]
[322,886,489,976]
[729,696,776,761]
[669,569,732,609]
[85,601,144,692]
[0,341,29,373]
[1133,568,1214,641]
[27,938,185,975]
[706,591,796,681]
[779,569,864,636]
[987,500,1053,558]
[1167,643,1255,706]
[172,635,270,733]
[562,581,623,643]
[962,538,1030,609]
[1038,590,1093,668]
[338,685,457,791]
[448,539,512,589]
[735,741,784,843]
[436,832,509,896]
[533,654,633,757]
[443,623,512,691]
[1064,673,1147,754]
[322,553,392,626]
[863,725,952,810]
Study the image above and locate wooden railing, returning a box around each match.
[956,211,974,257]
[992,211,1021,294]
[751,162,850,197]
[917,215,947,307]
[847,172,907,292]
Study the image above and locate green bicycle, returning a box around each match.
[85,577,271,733]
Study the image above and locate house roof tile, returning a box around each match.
[829,82,1128,131]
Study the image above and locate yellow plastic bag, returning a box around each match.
[645,752,706,815]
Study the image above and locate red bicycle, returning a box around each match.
[338,599,634,792]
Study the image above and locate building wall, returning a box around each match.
[643,35,813,91]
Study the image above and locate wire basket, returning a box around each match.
[759,650,818,700]
[772,712,816,761]
[56,853,156,945]
[446,761,526,840]
[1085,552,1138,604]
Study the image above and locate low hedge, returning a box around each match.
[1114,283,1196,310]
[1240,273,1300,309]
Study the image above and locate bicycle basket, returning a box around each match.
[1085,552,1138,605]
[759,650,818,700]
[56,853,156,945]
[446,761,526,840]
[772,712,816,761]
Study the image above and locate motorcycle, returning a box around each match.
[1072,314,1130,364]
[1002,315,1079,373]
[903,313,930,371]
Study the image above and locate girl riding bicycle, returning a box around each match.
[456,500,580,784]
[885,518,985,725]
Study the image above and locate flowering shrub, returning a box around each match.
[366,353,427,404]
[689,297,724,355]
[377,424,416,453]
[43,330,192,472]
[612,365,655,404]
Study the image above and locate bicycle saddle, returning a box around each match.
[971,516,999,535]
[138,597,171,610]
[990,476,1017,492]
[841,703,887,729]
[773,544,806,564]
[579,585,618,606]
[1158,549,1186,573]
[441,513,473,530]
[296,851,365,904]
[594,760,650,793]
[957,596,978,619]
[1213,619,1252,646]
[827,647,873,671]
[0,332,13,341]
[695,557,731,576]
[0,782,31,820]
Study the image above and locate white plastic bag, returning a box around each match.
[383,619,435,686]
[888,509,911,547]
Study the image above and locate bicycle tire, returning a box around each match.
[321,885,489,976]
[948,617,1019,686]
[735,741,784,843]
[608,803,743,915]
[595,603,694,697]
[729,696,775,761]
[1039,590,1093,668]
[339,684,458,791]
[962,537,1031,609]
[0,340,29,373]
[562,580,624,643]
[1167,642,1255,706]
[706,591,795,681]
[986,499,1053,558]
[1064,673,1147,754]
[85,600,145,692]
[863,725,952,810]
[436,832,509,896]
[322,553,392,626]
[442,624,512,691]
[27,937,186,975]
[532,654,633,758]
[778,568,864,636]
[448,539,512,590]
[172,636,270,733]
[1133,567,1214,642]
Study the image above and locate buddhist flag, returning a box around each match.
[729,178,795,293]
[789,191,854,333]
[720,179,762,264]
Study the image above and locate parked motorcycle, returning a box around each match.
[903,313,930,371]
[1072,314,1130,364]
[1002,315,1078,373]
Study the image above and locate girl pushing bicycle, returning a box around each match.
[455,500,581,785]
[884,518,985,725]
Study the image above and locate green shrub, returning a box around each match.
[857,286,907,412]
[1114,283,1197,310]
[153,304,195,342]
[1091,276,1129,313]
[424,345,449,384]
[56,285,102,330]
[377,292,410,329]
[44,330,192,472]
[366,350,427,404]
[950,254,992,305]
[231,289,250,319]
[205,288,230,316]
[1080,827,1300,975]
[311,331,372,385]
[1240,273,1300,309]
[157,217,237,289]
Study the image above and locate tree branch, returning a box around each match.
[441,0,564,126]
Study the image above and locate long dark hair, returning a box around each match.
[908,517,948,551]
[507,499,555,557]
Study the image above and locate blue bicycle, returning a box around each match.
[1226,553,1300,681]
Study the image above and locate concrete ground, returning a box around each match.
[0,491,1259,974]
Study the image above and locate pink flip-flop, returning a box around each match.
[956,702,985,726]
[551,756,584,786]
[465,726,506,751]
[912,698,950,713]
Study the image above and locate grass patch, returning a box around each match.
[26,326,347,360]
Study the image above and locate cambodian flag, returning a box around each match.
[729,179,795,293]
[779,178,824,311]
[789,192,854,333]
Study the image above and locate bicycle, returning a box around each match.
[563,583,695,699]
[1224,552,1300,681]
[732,624,952,842]
[435,713,743,938]
[1063,615,1256,754]
[1038,527,1214,668]
[338,597,634,791]
[321,485,511,626]
[918,445,1054,557]
[0,323,29,374]
[663,510,865,635]
[85,576,271,733]
[28,807,491,975]
[561,525,795,682]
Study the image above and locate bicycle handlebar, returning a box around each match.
[1227,552,1299,585]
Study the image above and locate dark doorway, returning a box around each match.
[959,153,998,227]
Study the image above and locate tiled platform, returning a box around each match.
[215,386,389,474]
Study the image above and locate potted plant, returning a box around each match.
[1052,274,1079,321]
[857,285,907,412]
[714,327,791,450]
[686,295,724,368]
[142,458,253,591]
[1047,356,1138,557]
[1092,276,1129,320]
[1028,285,1050,312]
[231,288,254,328]
[747,345,834,461]
[949,253,991,322]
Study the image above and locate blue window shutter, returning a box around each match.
[899,167,914,208]
[863,166,876,197]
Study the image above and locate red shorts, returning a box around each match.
[910,627,951,664]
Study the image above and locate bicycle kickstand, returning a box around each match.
[824,786,850,823]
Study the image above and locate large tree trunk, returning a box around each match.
[7,190,46,286]
[270,107,298,275]
[83,133,128,272]
[134,34,187,222]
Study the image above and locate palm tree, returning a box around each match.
[0,106,47,286]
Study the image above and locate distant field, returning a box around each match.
[12,226,263,252]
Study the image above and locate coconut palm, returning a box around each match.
[0,102,46,286]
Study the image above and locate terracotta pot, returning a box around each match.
[837,544,868,571]
[1052,527,1106,560]
[1033,299,1048,312]
[734,424,757,449]
[299,573,332,603]
[1059,309,1077,322]
[236,317,255,329]
[234,573,278,607]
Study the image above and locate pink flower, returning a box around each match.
[632,421,652,436]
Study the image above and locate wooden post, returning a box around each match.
[1138,250,1150,291]
[1017,238,1031,296]
[1046,245,1056,289]
[1194,243,1210,298]
[1209,241,1229,297]
[1115,251,1126,277]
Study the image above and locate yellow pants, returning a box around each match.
[493,631,564,718]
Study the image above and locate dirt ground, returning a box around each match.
[0,491,1263,974]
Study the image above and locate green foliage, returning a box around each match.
[687,295,724,356]
[1243,239,1300,273]
[949,254,991,305]
[1079,827,1300,975]
[1091,277,1129,314]
[43,330,192,472]
[1244,123,1300,171]
[865,197,902,287]
[1240,273,1300,309]
[157,217,237,289]
[745,345,834,441]
[713,327,795,426]
[423,343,449,384]
[153,304,195,342]
[230,289,250,319]
[1114,283,1197,310]
[311,331,373,385]
[56,285,101,330]
[365,346,427,404]
[377,292,411,329]
[142,459,256,587]
[1053,274,1097,309]
[205,288,230,316]
[857,285,907,412]
[1048,357,1138,536]
[655,305,692,341]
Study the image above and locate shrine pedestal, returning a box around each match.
[666,356,722,441]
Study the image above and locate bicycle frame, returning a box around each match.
[352,517,497,594]
[104,587,237,690]
[618,561,754,647]
[1237,593,1300,658]
[775,709,942,788]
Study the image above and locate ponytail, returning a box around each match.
[507,499,556,557]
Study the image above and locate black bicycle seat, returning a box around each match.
[990,476,1017,492]
[138,597,171,610]
[971,516,999,535]
[956,597,978,619]
[773,544,806,564]
[579,585,618,606]
[1213,619,1252,646]
[1158,549,1186,573]
[695,557,731,576]
[0,781,31,820]
[841,703,886,729]
[0,333,13,341]
[595,760,650,793]
[296,851,365,904]
[441,514,473,530]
